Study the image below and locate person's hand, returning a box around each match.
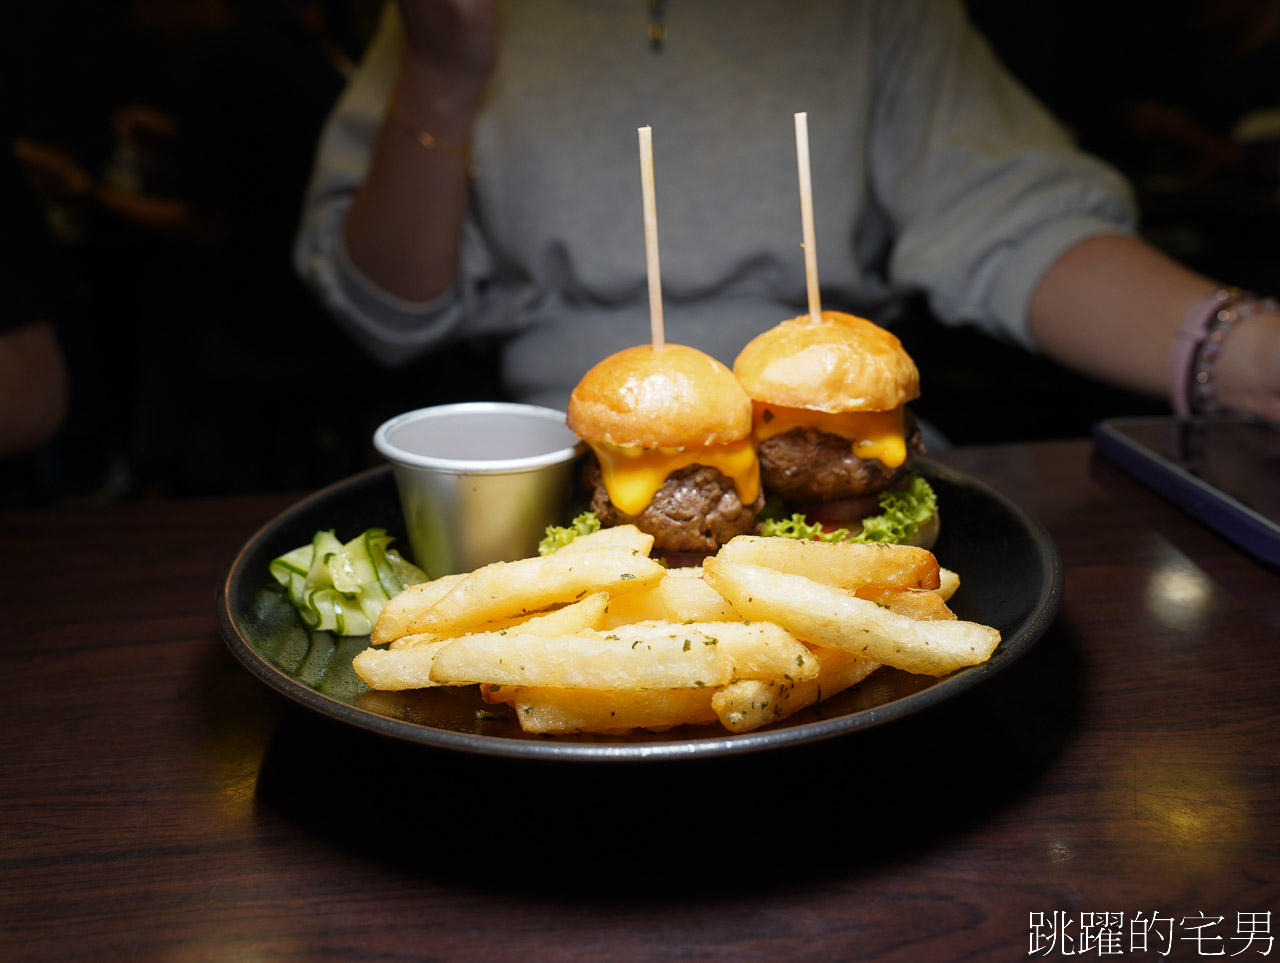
[397,0,498,99]
[1217,308,1280,424]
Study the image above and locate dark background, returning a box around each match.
[3,0,1277,506]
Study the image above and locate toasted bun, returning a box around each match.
[733,311,919,413]
[567,343,753,448]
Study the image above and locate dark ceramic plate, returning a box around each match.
[216,460,1062,762]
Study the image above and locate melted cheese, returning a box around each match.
[754,403,907,468]
[589,438,760,516]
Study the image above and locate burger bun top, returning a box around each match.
[567,343,753,448]
[733,311,920,413]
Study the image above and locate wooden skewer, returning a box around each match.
[794,112,822,324]
[638,125,666,350]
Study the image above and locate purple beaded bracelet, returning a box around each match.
[1169,288,1278,418]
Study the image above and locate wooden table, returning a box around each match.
[2,438,1276,961]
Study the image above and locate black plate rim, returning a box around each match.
[216,459,1063,762]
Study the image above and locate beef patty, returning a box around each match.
[758,412,924,502]
[583,459,764,553]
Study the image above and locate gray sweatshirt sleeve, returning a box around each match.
[870,0,1138,349]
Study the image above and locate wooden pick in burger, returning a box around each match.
[795,111,822,325]
[638,124,665,350]
[558,127,763,563]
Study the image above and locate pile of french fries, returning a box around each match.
[352,527,1001,735]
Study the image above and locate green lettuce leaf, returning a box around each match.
[851,475,937,543]
[538,511,602,555]
[758,475,937,545]
[758,513,851,542]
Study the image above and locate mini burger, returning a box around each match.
[732,311,938,547]
[566,343,764,561]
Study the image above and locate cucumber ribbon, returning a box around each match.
[269,528,427,636]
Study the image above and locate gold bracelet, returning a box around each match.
[386,98,478,178]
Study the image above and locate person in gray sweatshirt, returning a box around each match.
[294,0,1280,426]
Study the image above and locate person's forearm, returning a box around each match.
[1027,234,1214,399]
[1028,233,1280,421]
[343,57,482,302]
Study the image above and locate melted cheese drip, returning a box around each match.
[589,438,760,516]
[753,403,907,468]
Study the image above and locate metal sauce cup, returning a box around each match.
[374,403,584,579]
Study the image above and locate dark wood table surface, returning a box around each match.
[2,438,1277,961]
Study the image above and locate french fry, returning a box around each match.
[555,524,655,556]
[703,557,1000,676]
[601,583,669,628]
[936,567,960,602]
[711,645,881,732]
[620,619,818,683]
[716,535,941,590]
[407,547,665,635]
[480,682,514,704]
[712,677,815,733]
[516,591,612,634]
[716,620,819,682]
[353,638,452,690]
[354,520,997,736]
[429,626,732,690]
[390,631,446,650]
[386,591,611,650]
[853,585,956,620]
[510,686,718,734]
[810,644,882,697]
[659,569,740,622]
[371,573,467,645]
[389,590,611,648]
[360,593,612,689]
